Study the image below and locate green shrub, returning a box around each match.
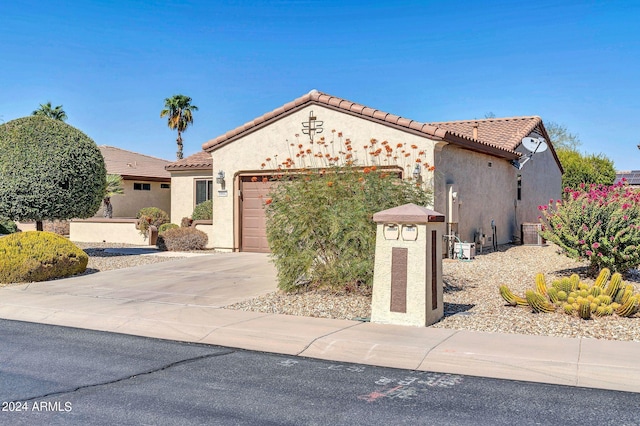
[266,165,432,292]
[0,231,88,283]
[191,199,213,221]
[158,223,179,234]
[156,227,208,251]
[0,218,17,234]
[136,207,170,237]
[0,116,106,225]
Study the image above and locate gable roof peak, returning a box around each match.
[202,90,529,161]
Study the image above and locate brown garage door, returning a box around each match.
[240,177,273,252]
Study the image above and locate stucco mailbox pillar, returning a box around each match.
[370,203,445,327]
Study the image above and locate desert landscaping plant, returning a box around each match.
[160,94,198,160]
[538,181,640,274]
[499,269,640,320]
[156,227,208,251]
[0,116,106,230]
[32,101,67,121]
[158,223,179,234]
[191,199,213,221]
[136,207,170,237]
[264,135,434,292]
[0,231,88,284]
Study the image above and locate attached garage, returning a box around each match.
[239,176,272,253]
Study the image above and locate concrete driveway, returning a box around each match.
[4,252,277,307]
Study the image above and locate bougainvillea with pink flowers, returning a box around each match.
[538,180,640,274]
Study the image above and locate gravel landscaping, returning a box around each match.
[75,242,182,274]
[226,243,640,342]
[33,241,640,342]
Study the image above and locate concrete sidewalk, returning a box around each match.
[0,252,638,394]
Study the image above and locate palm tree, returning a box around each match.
[160,95,198,160]
[32,102,67,121]
[103,174,124,218]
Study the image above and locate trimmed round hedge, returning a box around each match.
[0,231,88,283]
[0,116,106,222]
[156,227,208,251]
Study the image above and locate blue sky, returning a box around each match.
[2,0,639,170]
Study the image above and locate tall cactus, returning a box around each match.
[594,268,611,289]
[535,273,547,296]
[605,273,623,297]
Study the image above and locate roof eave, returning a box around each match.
[443,132,520,160]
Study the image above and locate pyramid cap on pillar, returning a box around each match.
[373,203,445,224]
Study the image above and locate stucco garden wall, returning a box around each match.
[210,104,438,251]
[95,179,171,219]
[70,219,150,245]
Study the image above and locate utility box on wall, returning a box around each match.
[370,203,446,327]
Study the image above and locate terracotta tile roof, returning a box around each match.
[428,117,544,152]
[99,146,171,181]
[202,90,526,161]
[165,151,213,171]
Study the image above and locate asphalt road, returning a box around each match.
[1,319,638,426]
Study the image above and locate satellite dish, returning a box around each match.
[521,136,548,153]
[512,136,549,170]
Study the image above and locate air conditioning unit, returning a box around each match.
[453,242,475,260]
[521,223,545,246]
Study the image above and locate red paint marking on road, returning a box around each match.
[357,386,403,403]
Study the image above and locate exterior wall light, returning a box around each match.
[413,164,422,181]
[216,170,226,189]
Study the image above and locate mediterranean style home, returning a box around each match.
[97,146,172,218]
[165,150,213,223]
[168,89,562,253]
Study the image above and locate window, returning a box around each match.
[134,183,151,191]
[195,179,213,205]
[517,174,522,201]
[161,183,170,189]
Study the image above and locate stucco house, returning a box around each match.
[173,90,562,253]
[97,146,172,218]
[165,150,213,223]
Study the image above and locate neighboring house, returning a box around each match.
[194,89,562,253]
[98,146,172,218]
[165,151,213,223]
[615,171,640,186]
